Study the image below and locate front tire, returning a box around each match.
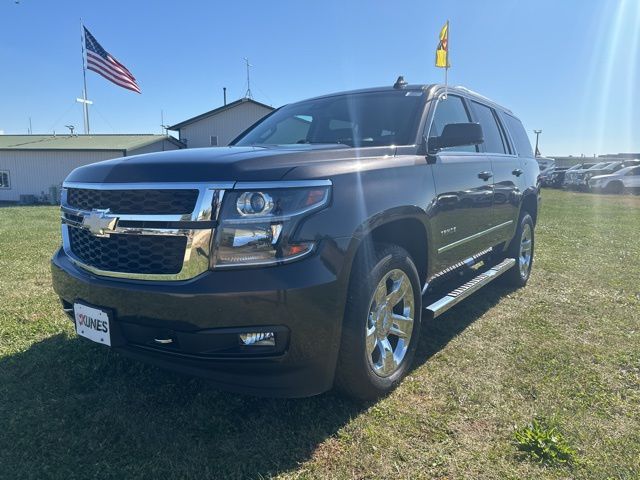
[605,181,624,194]
[501,213,534,288]
[335,243,422,401]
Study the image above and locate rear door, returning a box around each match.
[426,95,494,271]
[469,101,523,246]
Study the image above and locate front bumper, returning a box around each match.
[51,239,350,398]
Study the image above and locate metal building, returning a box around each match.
[0,134,183,203]
[168,98,274,148]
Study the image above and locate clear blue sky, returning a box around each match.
[1,0,639,156]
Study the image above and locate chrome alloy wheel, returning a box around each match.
[519,223,533,279]
[366,269,415,377]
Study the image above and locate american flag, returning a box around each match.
[84,27,141,94]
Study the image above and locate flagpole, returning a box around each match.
[80,19,90,134]
[444,20,449,99]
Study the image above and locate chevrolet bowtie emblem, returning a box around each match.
[82,209,118,237]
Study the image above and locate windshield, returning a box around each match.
[233,91,424,147]
[587,162,609,170]
[568,164,586,170]
[537,160,552,168]
[602,162,621,170]
[616,166,636,175]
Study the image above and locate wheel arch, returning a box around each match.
[345,207,431,289]
[520,190,539,225]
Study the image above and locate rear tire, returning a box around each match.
[500,213,534,288]
[605,181,624,194]
[335,243,422,401]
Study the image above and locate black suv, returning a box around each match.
[52,80,540,399]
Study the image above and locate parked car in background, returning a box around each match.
[546,163,594,189]
[536,158,556,187]
[536,157,555,172]
[589,165,640,194]
[541,167,567,188]
[564,162,609,189]
[565,161,640,190]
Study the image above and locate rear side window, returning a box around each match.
[501,113,533,158]
[470,101,506,154]
[428,95,476,152]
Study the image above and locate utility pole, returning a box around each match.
[244,58,253,99]
[533,129,542,157]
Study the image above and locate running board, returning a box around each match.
[425,258,516,318]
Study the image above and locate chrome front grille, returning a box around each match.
[60,182,233,281]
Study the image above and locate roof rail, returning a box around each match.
[451,86,513,114]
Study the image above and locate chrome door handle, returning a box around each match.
[478,171,493,181]
[512,168,523,177]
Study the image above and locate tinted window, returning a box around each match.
[501,113,533,157]
[234,91,423,147]
[568,163,586,170]
[428,95,476,152]
[256,115,312,145]
[470,101,506,154]
[627,167,640,176]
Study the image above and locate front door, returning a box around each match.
[624,166,640,190]
[427,95,495,272]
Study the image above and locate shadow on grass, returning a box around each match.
[0,284,512,479]
[414,283,516,369]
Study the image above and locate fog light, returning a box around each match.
[239,331,275,346]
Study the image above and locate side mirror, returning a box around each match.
[428,123,484,153]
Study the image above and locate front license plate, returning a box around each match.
[74,303,111,346]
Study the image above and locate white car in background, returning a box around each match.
[588,165,640,194]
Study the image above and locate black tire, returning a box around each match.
[500,213,534,288]
[605,181,624,194]
[334,243,422,401]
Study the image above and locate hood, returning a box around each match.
[582,168,613,176]
[590,173,616,181]
[64,144,392,184]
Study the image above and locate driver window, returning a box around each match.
[428,95,476,152]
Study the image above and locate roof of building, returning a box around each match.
[0,134,183,152]
[168,98,274,130]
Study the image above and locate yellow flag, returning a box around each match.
[435,21,449,68]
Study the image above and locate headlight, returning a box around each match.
[212,183,331,268]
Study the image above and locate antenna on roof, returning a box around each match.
[394,76,408,89]
[244,58,253,99]
[160,110,170,135]
[65,125,76,135]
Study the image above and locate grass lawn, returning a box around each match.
[1,189,639,479]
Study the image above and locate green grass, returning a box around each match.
[1,190,639,479]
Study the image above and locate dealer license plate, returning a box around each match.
[74,303,111,346]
